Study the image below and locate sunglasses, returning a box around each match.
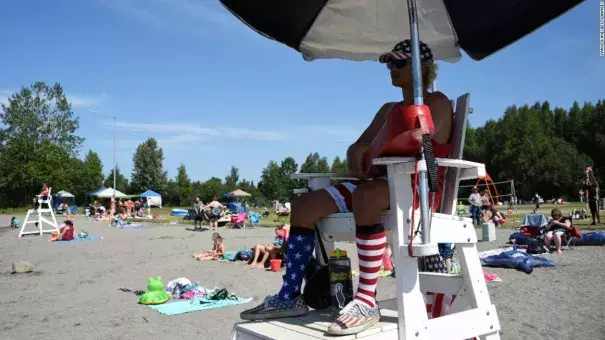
[386,58,410,70]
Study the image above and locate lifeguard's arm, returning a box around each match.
[425,91,454,144]
[347,102,397,157]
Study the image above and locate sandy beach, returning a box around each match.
[1,215,603,340]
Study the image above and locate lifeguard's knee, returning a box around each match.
[352,181,389,213]
[290,193,319,227]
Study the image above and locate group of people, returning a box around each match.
[190,224,290,265]
[467,187,507,227]
[192,196,227,231]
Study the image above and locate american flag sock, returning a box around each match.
[354,224,386,308]
[278,226,315,301]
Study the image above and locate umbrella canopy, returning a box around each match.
[55,190,75,198]
[220,0,583,62]
[225,189,252,197]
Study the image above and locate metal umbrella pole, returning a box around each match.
[407,0,432,245]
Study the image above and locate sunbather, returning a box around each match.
[249,225,289,268]
[240,39,454,335]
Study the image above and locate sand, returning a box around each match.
[1,215,604,340]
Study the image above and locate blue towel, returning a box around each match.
[56,236,101,242]
[522,214,548,227]
[119,224,145,230]
[148,297,253,315]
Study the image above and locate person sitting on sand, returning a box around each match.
[10,217,20,229]
[191,233,226,261]
[249,225,289,268]
[52,220,75,241]
[544,208,571,255]
[488,207,506,227]
[113,208,128,227]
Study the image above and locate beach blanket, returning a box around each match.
[482,250,555,274]
[148,297,252,315]
[56,236,102,243]
[118,224,145,230]
[478,247,519,259]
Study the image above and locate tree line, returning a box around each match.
[1,81,602,208]
[464,100,605,200]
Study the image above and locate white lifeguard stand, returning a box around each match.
[231,94,501,340]
[19,188,60,237]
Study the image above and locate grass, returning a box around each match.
[3,203,602,230]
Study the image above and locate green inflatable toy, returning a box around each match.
[138,276,171,305]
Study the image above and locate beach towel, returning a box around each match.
[148,297,253,315]
[118,224,145,230]
[482,250,555,274]
[55,236,102,242]
[478,247,518,259]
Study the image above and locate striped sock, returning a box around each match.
[354,224,386,308]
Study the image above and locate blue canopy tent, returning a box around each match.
[140,190,162,208]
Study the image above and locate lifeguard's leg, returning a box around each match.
[328,180,389,335]
[241,187,343,321]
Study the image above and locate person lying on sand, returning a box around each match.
[191,233,225,261]
[249,225,288,268]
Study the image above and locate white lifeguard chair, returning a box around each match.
[19,187,60,237]
[232,94,501,340]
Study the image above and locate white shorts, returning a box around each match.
[324,182,357,213]
[324,177,389,213]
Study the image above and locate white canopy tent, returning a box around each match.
[55,190,75,198]
[87,187,128,199]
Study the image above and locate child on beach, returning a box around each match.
[51,220,75,241]
[191,233,225,261]
[10,217,20,229]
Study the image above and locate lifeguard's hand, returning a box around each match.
[348,153,367,180]
[348,144,369,180]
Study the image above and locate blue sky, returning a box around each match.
[0,0,602,185]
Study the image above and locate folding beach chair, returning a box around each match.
[247,211,261,229]
[230,212,247,229]
[562,224,582,251]
[512,213,549,253]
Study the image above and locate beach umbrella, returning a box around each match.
[219,0,583,242]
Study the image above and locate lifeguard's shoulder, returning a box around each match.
[377,102,399,117]
[426,91,450,105]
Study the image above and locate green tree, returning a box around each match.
[104,166,130,193]
[330,156,348,174]
[224,166,240,192]
[0,82,84,206]
[259,161,282,201]
[130,138,167,194]
[176,164,192,203]
[199,177,224,203]
[300,152,330,173]
[77,150,104,195]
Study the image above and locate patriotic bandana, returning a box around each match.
[379,39,434,64]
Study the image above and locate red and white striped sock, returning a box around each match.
[354,224,386,308]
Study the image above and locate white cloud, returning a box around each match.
[101,119,360,145]
[96,0,245,35]
[0,89,105,109]
[110,121,285,141]
[69,94,106,108]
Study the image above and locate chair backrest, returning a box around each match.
[440,94,471,215]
